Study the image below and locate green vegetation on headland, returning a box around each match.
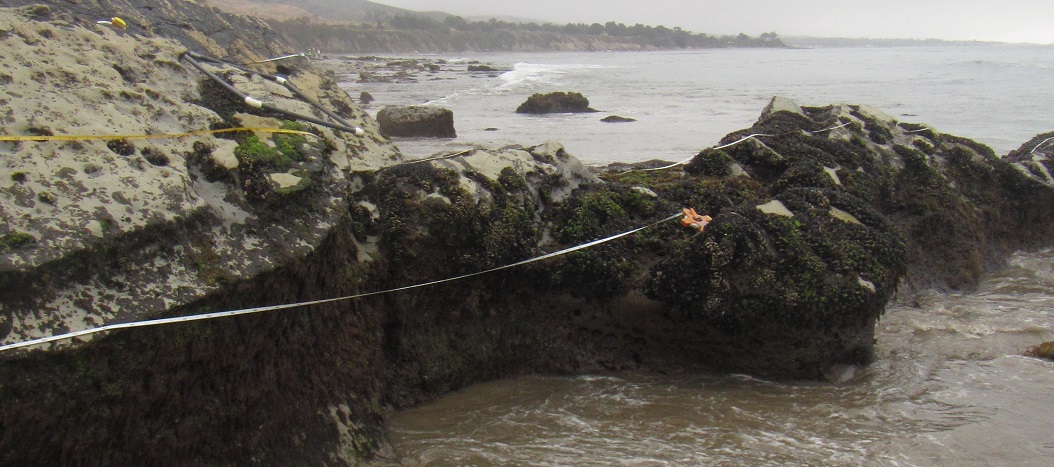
[272,13,785,53]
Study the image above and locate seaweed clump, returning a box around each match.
[1025,341,1054,361]
[542,185,673,300]
[1,231,36,253]
[233,121,330,205]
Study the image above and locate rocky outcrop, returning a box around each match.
[3,3,1054,464]
[0,5,396,355]
[719,99,1054,294]
[1007,131,1054,165]
[376,105,456,137]
[0,6,398,464]
[516,92,597,114]
[0,0,289,61]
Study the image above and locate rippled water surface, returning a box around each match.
[335,45,1054,164]
[388,249,1054,465]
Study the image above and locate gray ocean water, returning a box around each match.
[339,44,1054,164]
[334,46,1054,465]
[387,249,1054,466]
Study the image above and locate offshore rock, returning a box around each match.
[516,91,597,114]
[467,64,500,72]
[376,105,456,137]
[1025,341,1054,361]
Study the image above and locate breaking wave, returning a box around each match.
[497,62,607,91]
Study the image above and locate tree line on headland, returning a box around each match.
[271,13,785,53]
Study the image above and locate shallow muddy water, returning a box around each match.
[388,249,1054,465]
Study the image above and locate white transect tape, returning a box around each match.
[244,96,264,108]
[631,122,851,173]
[401,149,475,165]
[0,213,682,352]
[820,122,851,133]
[1031,136,1054,155]
[244,53,305,65]
[636,133,774,173]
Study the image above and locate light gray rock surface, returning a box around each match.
[0,8,399,350]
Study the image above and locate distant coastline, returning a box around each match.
[270,14,786,54]
[209,1,1053,52]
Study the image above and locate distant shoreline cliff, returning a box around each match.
[271,15,786,53]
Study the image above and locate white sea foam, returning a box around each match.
[497,62,606,92]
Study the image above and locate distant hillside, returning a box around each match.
[272,15,785,53]
[207,0,446,23]
[783,36,967,48]
[209,0,784,53]
[202,0,311,20]
[205,0,316,21]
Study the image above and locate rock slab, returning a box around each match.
[377,105,456,137]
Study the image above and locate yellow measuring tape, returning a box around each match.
[0,127,318,142]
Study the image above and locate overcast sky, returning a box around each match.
[373,0,1054,44]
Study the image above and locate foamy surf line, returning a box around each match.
[498,62,609,90]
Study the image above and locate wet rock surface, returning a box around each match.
[516,91,597,114]
[2,3,1054,465]
[601,115,637,123]
[376,105,456,138]
[0,7,394,354]
[0,6,398,464]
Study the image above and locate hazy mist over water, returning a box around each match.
[340,44,1054,164]
[375,0,1054,45]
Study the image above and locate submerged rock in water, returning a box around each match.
[377,105,456,137]
[467,64,500,72]
[601,115,637,123]
[1025,341,1054,361]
